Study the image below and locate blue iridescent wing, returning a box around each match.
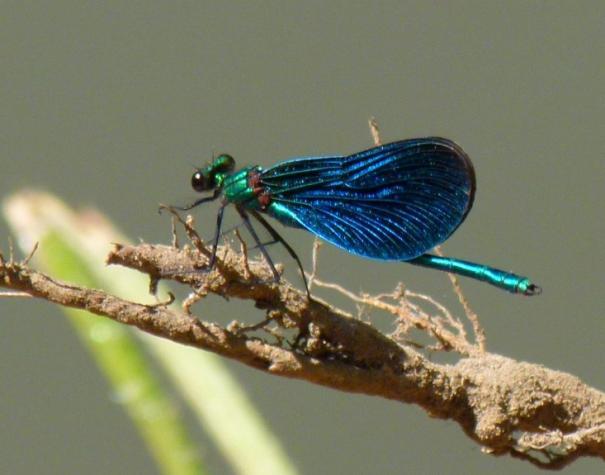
[259,138,476,261]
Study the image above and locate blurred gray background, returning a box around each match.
[1,1,603,474]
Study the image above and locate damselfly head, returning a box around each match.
[191,154,236,192]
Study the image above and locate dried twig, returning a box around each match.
[434,245,486,351]
[369,117,382,146]
[307,238,322,292]
[1,240,604,469]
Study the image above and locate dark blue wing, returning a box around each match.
[260,138,476,261]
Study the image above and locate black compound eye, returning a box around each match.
[191,171,213,192]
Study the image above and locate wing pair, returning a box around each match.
[260,138,476,261]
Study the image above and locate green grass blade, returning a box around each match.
[4,190,299,475]
[39,231,206,475]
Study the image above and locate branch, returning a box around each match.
[1,237,604,469]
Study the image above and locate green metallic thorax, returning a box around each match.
[222,166,261,206]
[220,166,303,228]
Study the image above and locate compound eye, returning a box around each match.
[191,171,212,192]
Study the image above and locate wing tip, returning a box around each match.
[423,136,476,219]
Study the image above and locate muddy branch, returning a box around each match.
[1,233,604,470]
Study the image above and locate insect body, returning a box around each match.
[179,138,541,296]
